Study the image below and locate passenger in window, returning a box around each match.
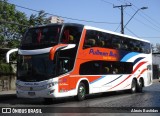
[104,67,110,74]
[69,35,75,44]
[62,30,69,43]
[100,40,105,47]
[86,39,96,47]
[113,68,118,74]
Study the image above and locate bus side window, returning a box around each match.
[97,32,106,47]
[83,30,97,48]
[121,38,129,51]
[58,58,70,74]
[111,35,121,49]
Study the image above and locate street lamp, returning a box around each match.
[123,7,148,30]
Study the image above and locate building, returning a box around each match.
[152,53,160,79]
[48,16,64,24]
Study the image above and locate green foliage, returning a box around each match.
[0,0,50,66]
[0,0,28,48]
[29,10,48,26]
[0,1,50,49]
[0,63,13,75]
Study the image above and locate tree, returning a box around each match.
[0,1,50,48]
[0,0,28,48]
[29,10,48,26]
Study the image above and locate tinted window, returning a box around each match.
[79,61,133,75]
[17,54,56,82]
[80,61,101,75]
[111,35,122,49]
[22,26,62,45]
[83,30,151,54]
[60,26,83,44]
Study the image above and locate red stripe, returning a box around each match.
[108,61,147,90]
[137,68,147,79]
[132,62,147,73]
[123,84,130,89]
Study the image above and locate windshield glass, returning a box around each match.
[17,54,56,82]
[60,25,83,44]
[22,25,61,45]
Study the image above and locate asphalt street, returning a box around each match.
[0,80,160,116]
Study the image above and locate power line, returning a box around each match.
[114,22,121,32]
[125,27,139,37]
[129,5,160,31]
[0,20,28,27]
[116,0,160,32]
[117,0,126,4]
[100,0,113,5]
[130,2,160,26]
[0,1,119,25]
[122,0,160,31]
[124,10,160,32]
[140,37,160,39]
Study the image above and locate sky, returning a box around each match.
[7,0,160,45]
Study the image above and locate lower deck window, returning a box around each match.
[79,61,133,75]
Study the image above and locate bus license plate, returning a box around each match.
[28,92,35,96]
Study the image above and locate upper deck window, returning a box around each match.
[83,30,151,54]
[22,25,62,45]
[60,26,83,45]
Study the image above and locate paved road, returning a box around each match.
[0,80,160,115]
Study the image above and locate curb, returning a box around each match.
[153,79,159,83]
[0,90,16,100]
[0,94,16,100]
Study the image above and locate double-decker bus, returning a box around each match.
[11,23,152,101]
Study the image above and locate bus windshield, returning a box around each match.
[18,54,56,82]
[22,25,62,45]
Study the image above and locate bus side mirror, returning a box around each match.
[49,44,76,60]
[49,44,68,60]
[6,48,18,63]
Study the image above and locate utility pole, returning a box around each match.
[113,4,132,34]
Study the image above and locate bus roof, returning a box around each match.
[29,23,84,29]
[84,25,150,43]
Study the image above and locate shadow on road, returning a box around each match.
[0,90,135,106]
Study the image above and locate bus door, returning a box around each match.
[57,57,71,94]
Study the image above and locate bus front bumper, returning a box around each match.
[16,88,56,98]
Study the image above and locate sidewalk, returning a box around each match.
[153,79,160,83]
[0,90,16,100]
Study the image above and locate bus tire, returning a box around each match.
[137,78,143,93]
[76,82,86,101]
[130,79,137,93]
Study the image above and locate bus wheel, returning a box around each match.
[130,79,137,93]
[76,83,86,101]
[137,79,143,93]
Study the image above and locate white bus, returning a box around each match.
[7,23,152,101]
